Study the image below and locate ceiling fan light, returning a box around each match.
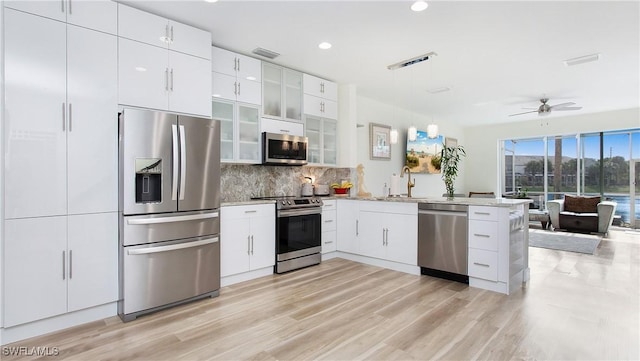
[408,126,417,142]
[427,124,439,139]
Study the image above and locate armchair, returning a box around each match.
[547,195,617,235]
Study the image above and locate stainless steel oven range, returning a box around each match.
[254,196,323,273]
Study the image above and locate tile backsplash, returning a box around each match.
[221,164,353,202]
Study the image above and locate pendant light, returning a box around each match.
[427,123,438,139]
[390,129,399,144]
[408,126,417,141]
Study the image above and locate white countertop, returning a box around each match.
[347,196,532,208]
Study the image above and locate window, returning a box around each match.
[502,129,640,227]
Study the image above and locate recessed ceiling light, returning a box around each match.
[246,76,257,81]
[318,42,332,50]
[134,66,147,72]
[204,0,218,3]
[212,94,221,98]
[411,1,428,12]
[563,53,600,66]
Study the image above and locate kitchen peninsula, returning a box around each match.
[331,196,530,295]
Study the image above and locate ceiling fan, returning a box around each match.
[509,98,583,117]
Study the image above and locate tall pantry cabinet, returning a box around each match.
[2,5,118,328]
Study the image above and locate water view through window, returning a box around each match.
[502,129,640,227]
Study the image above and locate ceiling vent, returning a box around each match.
[563,53,600,66]
[252,47,280,59]
[387,51,437,70]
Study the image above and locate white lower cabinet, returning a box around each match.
[336,200,360,254]
[3,213,118,327]
[220,204,275,277]
[336,200,417,266]
[358,204,417,265]
[321,200,337,253]
[467,204,527,294]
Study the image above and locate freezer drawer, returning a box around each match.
[121,210,219,246]
[119,236,220,321]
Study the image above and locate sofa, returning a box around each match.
[547,195,617,234]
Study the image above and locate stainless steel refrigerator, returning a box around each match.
[118,108,220,322]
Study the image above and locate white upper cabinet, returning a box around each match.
[117,4,212,116]
[4,0,117,34]
[4,9,68,219]
[4,9,118,219]
[117,4,211,59]
[211,46,261,105]
[303,73,337,101]
[303,74,338,120]
[263,63,303,121]
[66,25,118,215]
[118,39,169,112]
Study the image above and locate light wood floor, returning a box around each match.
[4,227,639,360]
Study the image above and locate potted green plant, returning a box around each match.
[441,144,466,199]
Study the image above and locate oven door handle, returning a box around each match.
[277,208,321,217]
[127,237,218,255]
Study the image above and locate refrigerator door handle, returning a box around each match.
[127,237,219,255]
[179,125,187,200]
[127,212,219,225]
[171,124,179,200]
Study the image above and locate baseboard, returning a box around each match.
[1,302,117,346]
[221,267,274,287]
[334,252,420,275]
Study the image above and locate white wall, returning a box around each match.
[355,95,466,198]
[463,107,640,195]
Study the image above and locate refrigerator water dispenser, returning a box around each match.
[135,158,162,203]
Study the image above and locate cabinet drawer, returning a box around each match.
[322,230,337,254]
[468,206,499,221]
[468,220,498,251]
[322,200,337,209]
[322,210,337,232]
[222,204,275,219]
[468,248,498,281]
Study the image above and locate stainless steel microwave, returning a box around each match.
[262,132,308,166]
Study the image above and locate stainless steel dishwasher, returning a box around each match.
[418,203,469,283]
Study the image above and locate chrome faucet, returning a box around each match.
[400,166,415,198]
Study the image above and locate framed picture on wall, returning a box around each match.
[369,123,391,160]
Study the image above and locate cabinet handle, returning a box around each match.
[244,210,257,214]
[170,25,174,43]
[62,103,66,131]
[165,25,169,43]
[68,0,72,14]
[324,219,333,223]
[170,69,174,91]
[237,58,240,72]
[386,229,389,245]
[62,251,66,280]
[234,82,237,95]
[69,250,73,279]
[473,233,491,238]
[61,0,65,13]
[234,58,237,71]
[280,129,290,133]
[356,220,359,236]
[473,262,490,268]
[165,69,169,91]
[247,235,251,255]
[321,82,324,93]
[324,241,333,244]
[68,103,72,132]
[474,212,491,216]
[250,235,254,255]
[238,82,241,95]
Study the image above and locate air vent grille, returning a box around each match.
[252,47,280,59]
[387,51,437,70]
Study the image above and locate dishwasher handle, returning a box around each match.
[418,209,467,216]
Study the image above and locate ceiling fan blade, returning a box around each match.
[521,107,539,110]
[549,102,576,109]
[553,106,583,111]
[509,110,538,116]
